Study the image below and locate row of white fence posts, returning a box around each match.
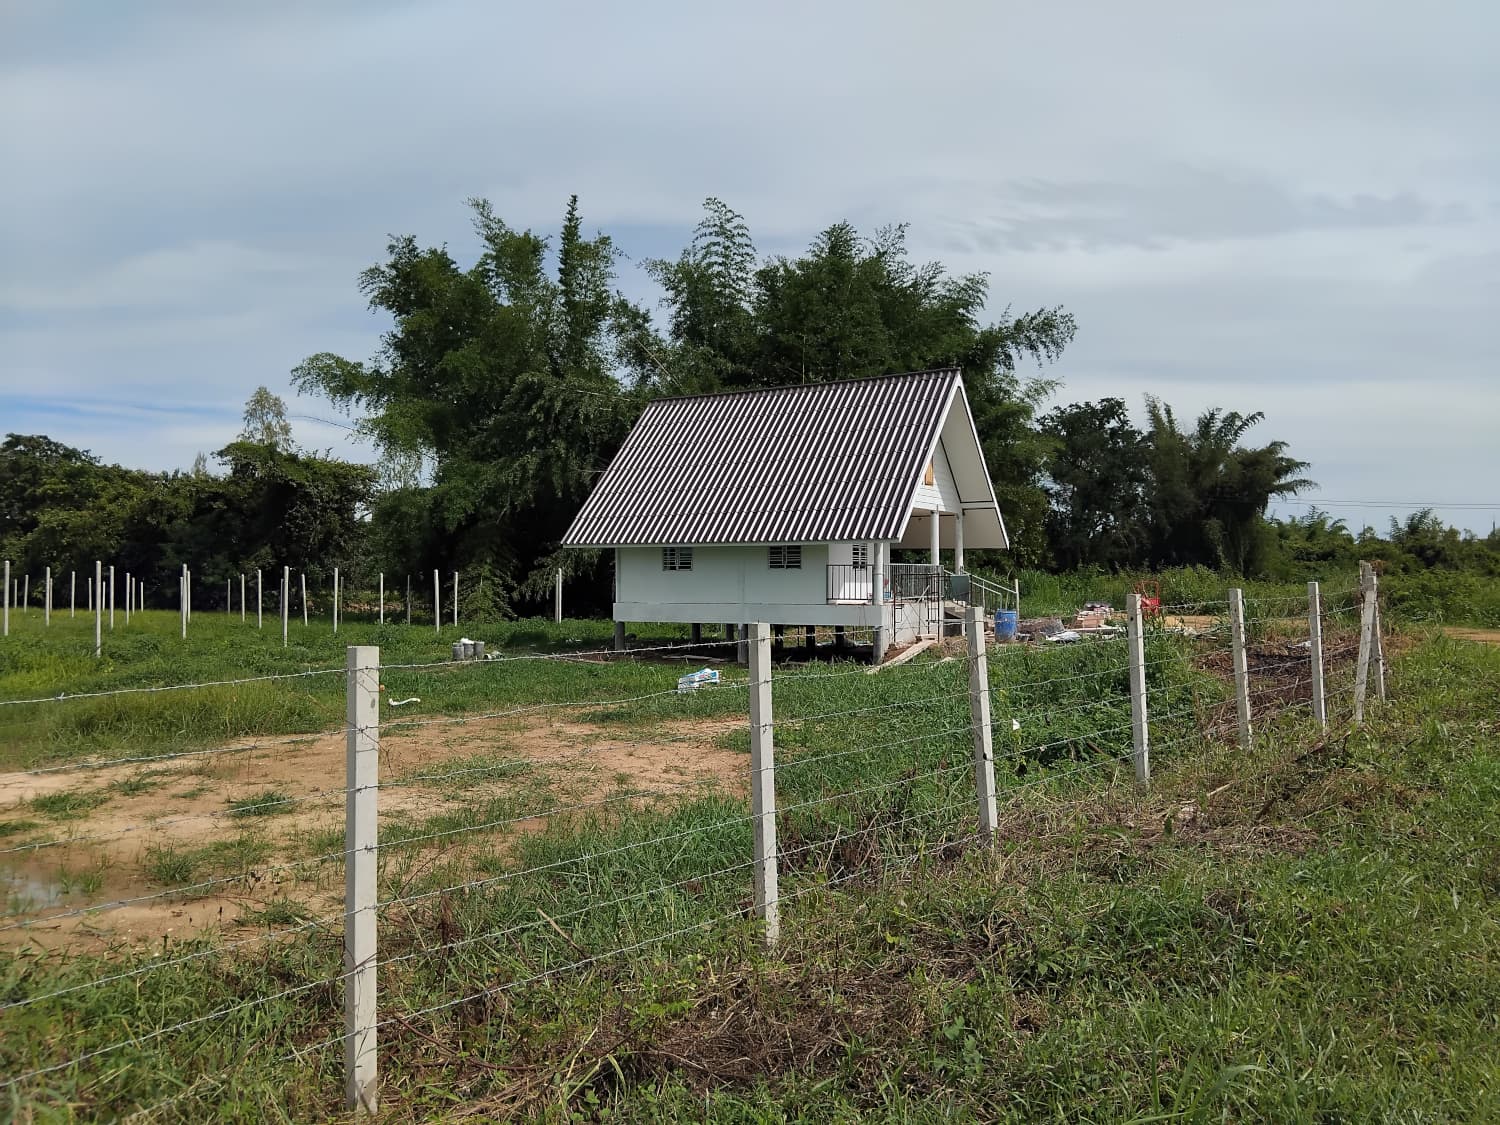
[326,567,1396,1111]
[333,608,1055,1111]
[7,565,141,638]
[1216,575,1386,749]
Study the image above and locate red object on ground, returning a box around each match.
[1134,579,1162,616]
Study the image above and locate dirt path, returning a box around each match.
[1443,626,1500,646]
[0,712,746,952]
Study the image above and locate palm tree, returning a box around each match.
[1145,398,1313,572]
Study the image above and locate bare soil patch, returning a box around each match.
[1443,626,1500,646]
[0,712,745,952]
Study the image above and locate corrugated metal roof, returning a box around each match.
[562,369,966,547]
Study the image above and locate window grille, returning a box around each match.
[768,545,802,570]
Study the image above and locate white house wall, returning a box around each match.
[613,543,911,636]
[616,544,832,606]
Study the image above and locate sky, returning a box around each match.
[3,1,1497,534]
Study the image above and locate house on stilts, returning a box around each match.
[560,368,1017,662]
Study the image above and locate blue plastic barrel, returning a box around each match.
[994,609,1018,640]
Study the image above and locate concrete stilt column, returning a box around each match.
[736,624,749,665]
[613,620,626,652]
[690,623,702,644]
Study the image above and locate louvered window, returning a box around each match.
[851,545,869,571]
[662,546,694,571]
[768,545,802,570]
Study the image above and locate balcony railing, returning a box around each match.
[888,563,944,601]
[826,563,948,604]
[825,562,1019,614]
[826,564,874,603]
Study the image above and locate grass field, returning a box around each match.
[1,604,1497,1120]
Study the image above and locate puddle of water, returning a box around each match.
[4,867,65,913]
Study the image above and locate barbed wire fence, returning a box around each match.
[0,578,1389,1118]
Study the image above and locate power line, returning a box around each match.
[1284,499,1498,510]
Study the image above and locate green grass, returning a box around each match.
[398,751,530,790]
[110,771,169,796]
[0,626,1495,1120]
[140,834,276,890]
[54,861,107,896]
[237,898,314,927]
[971,563,1500,629]
[0,609,687,770]
[29,790,108,819]
[227,788,295,818]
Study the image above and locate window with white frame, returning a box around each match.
[768,545,802,569]
[851,544,869,570]
[662,546,694,571]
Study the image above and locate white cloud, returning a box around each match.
[0,0,1496,527]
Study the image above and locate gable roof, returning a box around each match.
[561,368,1007,548]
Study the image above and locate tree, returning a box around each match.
[1039,399,1149,569]
[293,196,647,611]
[643,198,759,392]
[650,203,1077,563]
[240,386,294,449]
[1143,400,1313,573]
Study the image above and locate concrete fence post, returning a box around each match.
[282,566,290,649]
[94,561,102,659]
[124,573,130,626]
[108,566,115,631]
[180,563,188,640]
[1126,592,1150,786]
[965,606,998,839]
[1229,588,1252,750]
[3,559,9,637]
[405,575,411,626]
[344,644,380,1112]
[22,574,27,615]
[302,572,308,627]
[1372,571,1386,702]
[70,570,75,618]
[257,569,263,629]
[1354,562,1376,725]
[44,567,51,627]
[452,570,458,627]
[555,568,563,624]
[241,573,246,623]
[1308,581,1327,729]
[334,567,341,634]
[433,569,440,635]
[747,622,779,946]
[378,573,384,626]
